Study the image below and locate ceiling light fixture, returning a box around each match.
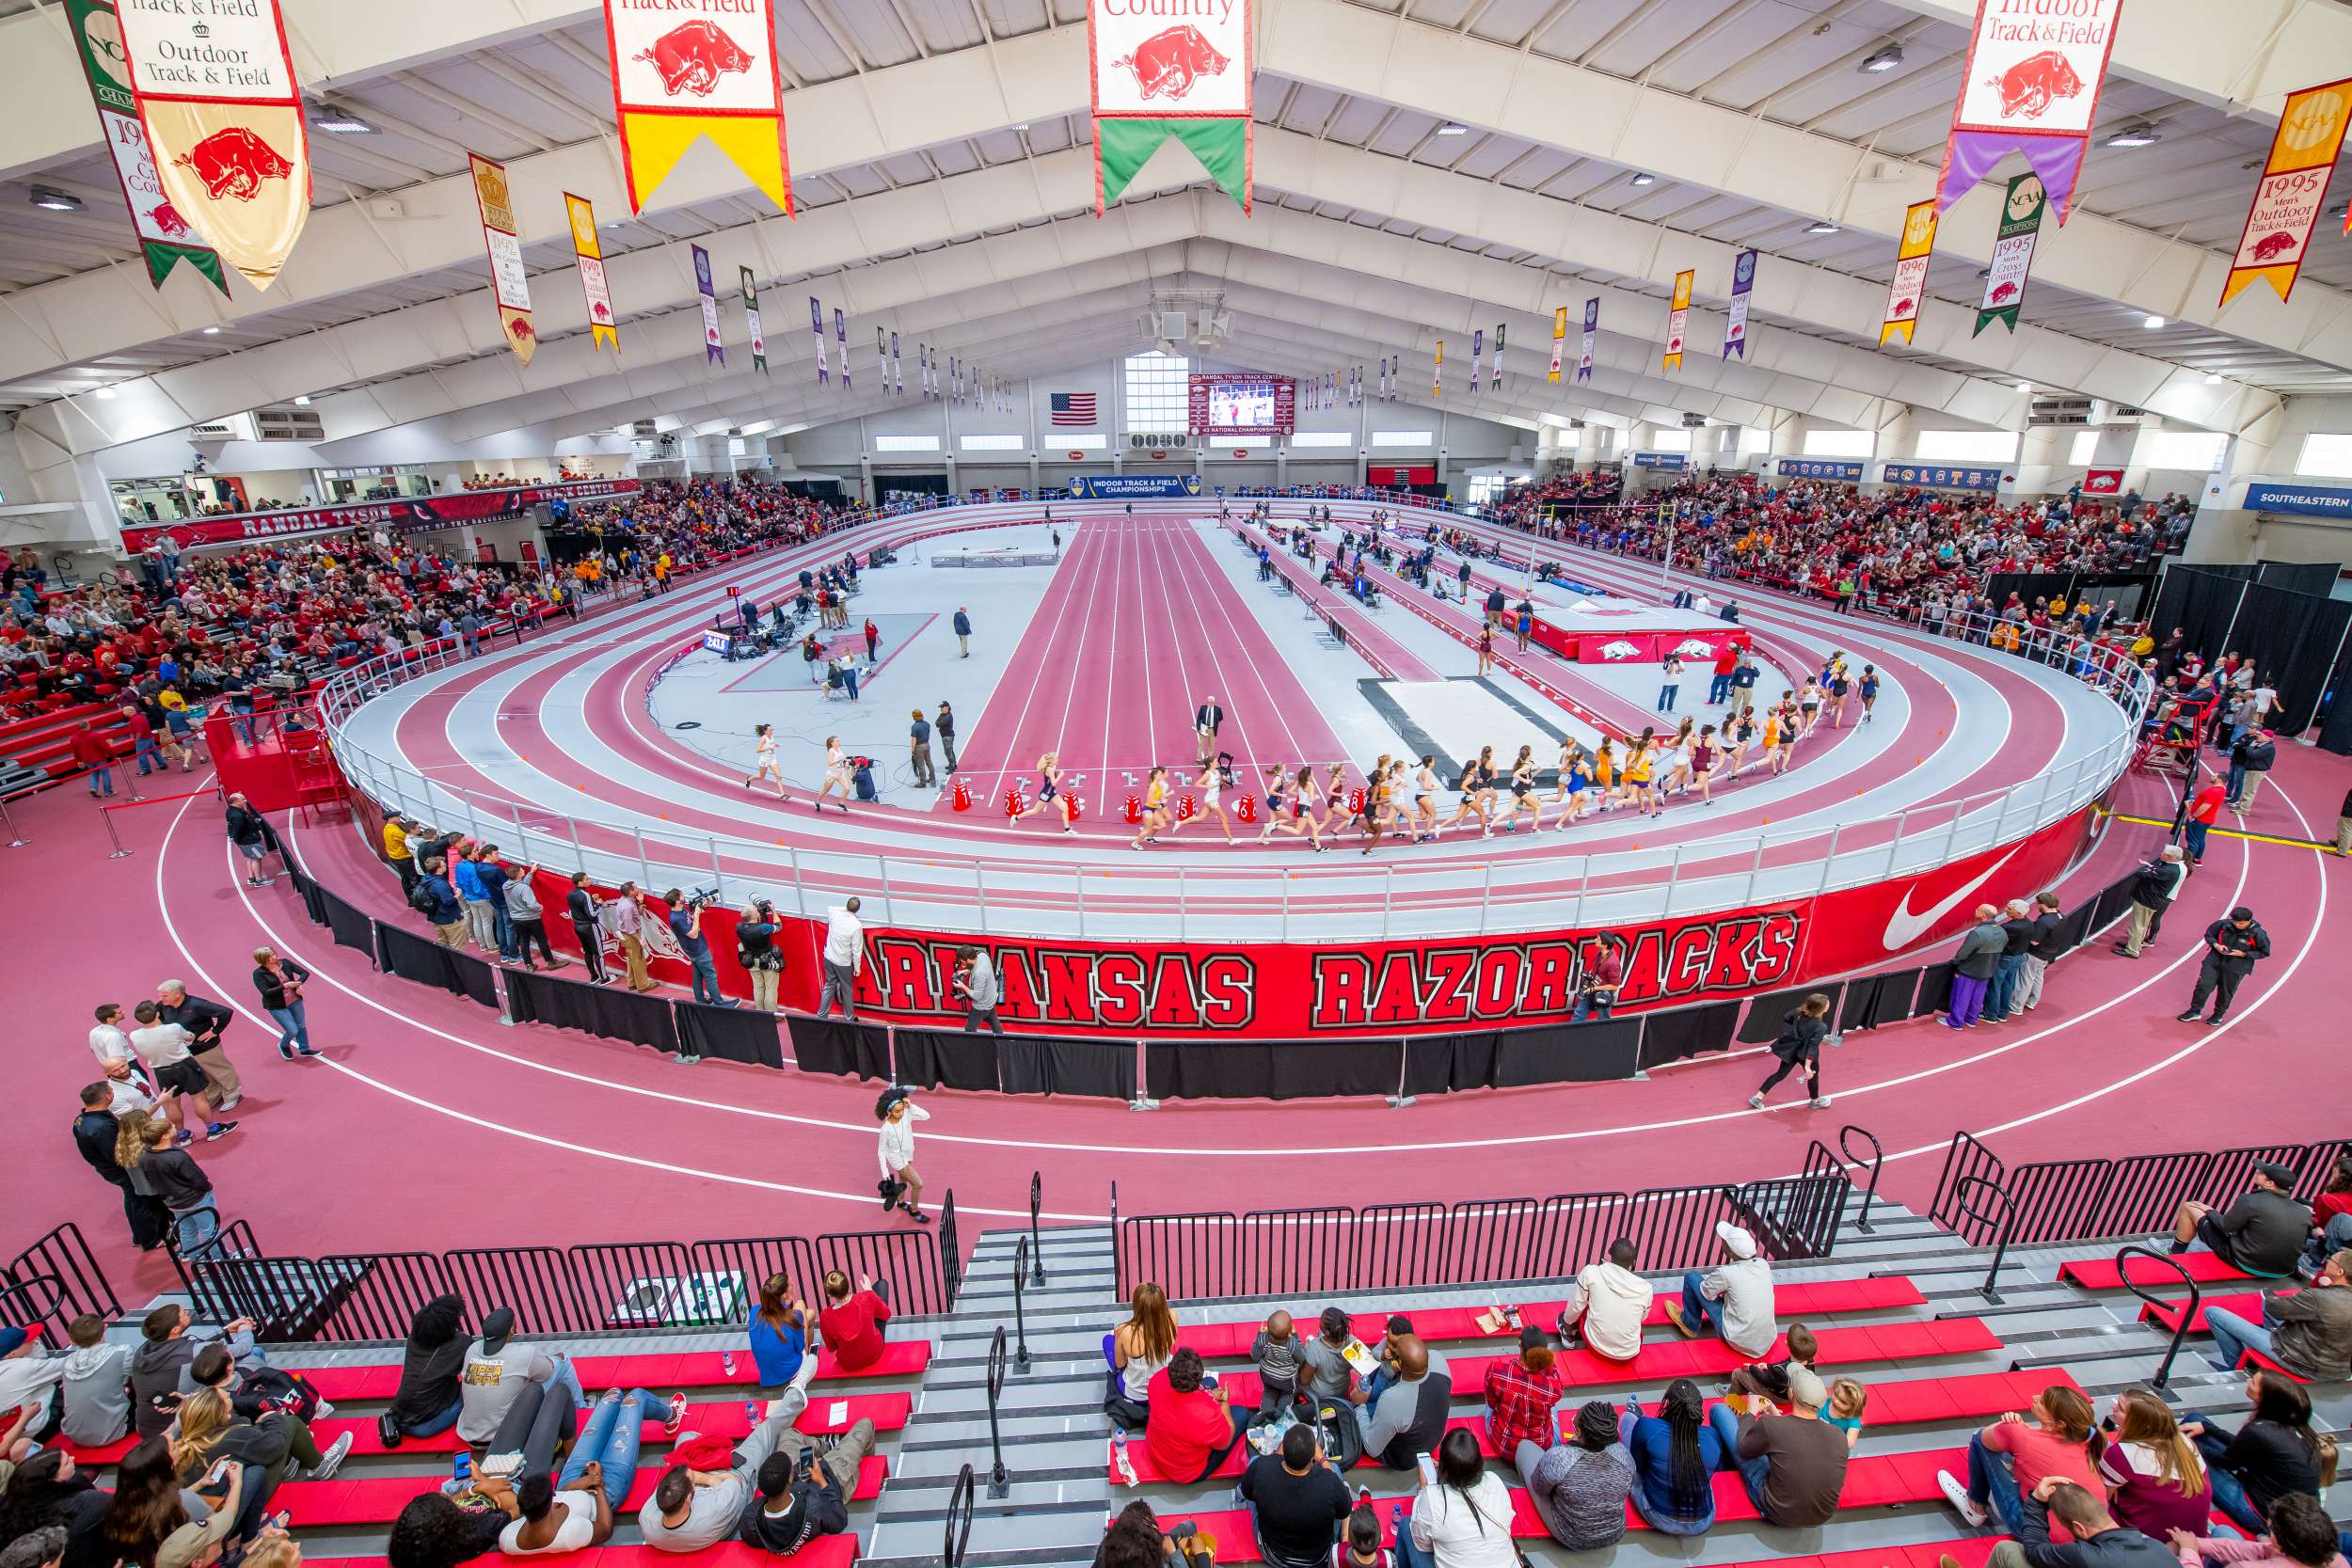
[310,104,377,134]
[2142,314,2165,329]
[2204,372,2224,385]
[92,387,116,400]
[1805,220,1840,234]
[1436,122,1469,135]
[1858,42,1904,72]
[29,186,82,212]
[201,325,221,335]
[2015,381,2033,393]
[293,394,311,405]
[2104,122,2161,148]
[1629,172,1656,187]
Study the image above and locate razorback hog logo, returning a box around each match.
[1988,280,2019,305]
[635,21,755,98]
[1891,295,1915,318]
[1674,638,1718,658]
[174,127,293,202]
[1990,50,2083,119]
[507,317,533,341]
[2250,230,2300,262]
[592,300,612,322]
[147,201,190,239]
[1112,24,1229,101]
[1597,639,1642,660]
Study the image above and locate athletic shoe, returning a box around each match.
[664,1392,689,1435]
[1938,1471,1989,1527]
[298,1048,321,1057]
[2175,1011,2201,1022]
[310,1432,354,1481]
[1810,1096,1833,1109]
[278,1041,295,1061]
[1661,1302,1697,1338]
[174,1130,196,1147]
[206,1120,240,1140]
[314,1400,334,1418]
[1748,1092,1766,1108]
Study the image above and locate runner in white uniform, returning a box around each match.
[1190,756,1232,843]
[813,736,852,814]
[744,722,787,799]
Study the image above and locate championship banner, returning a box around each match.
[834,308,849,389]
[2218,77,2352,309]
[1662,270,1692,372]
[951,356,961,404]
[1975,171,2047,335]
[891,331,902,393]
[602,0,791,214]
[875,327,886,389]
[741,267,766,373]
[1549,307,1566,383]
[111,0,310,291]
[1433,340,1443,397]
[1490,324,1504,390]
[1932,0,2123,223]
[1723,251,1756,359]
[564,193,618,351]
[1088,0,1251,213]
[692,245,723,364]
[1880,199,1938,346]
[468,155,534,364]
[1470,329,1483,398]
[810,297,825,387]
[1578,298,1597,383]
[919,343,930,399]
[66,0,226,294]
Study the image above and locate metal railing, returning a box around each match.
[2111,1245,2200,1390]
[315,500,2153,942]
[5,1223,119,1336]
[1809,1125,1885,1236]
[1931,1131,2349,1250]
[1117,1165,1854,1303]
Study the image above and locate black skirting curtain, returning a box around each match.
[445,950,499,1009]
[375,923,474,999]
[1909,962,1959,1019]
[997,1035,1136,1099]
[675,1002,784,1069]
[787,1017,892,1082]
[505,968,680,1053]
[322,890,377,958]
[1402,1031,1495,1098]
[1739,983,1842,1044]
[1494,1020,1640,1085]
[1636,1001,1740,1068]
[1145,1039,1404,1101]
[287,868,329,927]
[894,1028,1001,1092]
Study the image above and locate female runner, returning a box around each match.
[1623,735,1657,818]
[1193,755,1235,844]
[813,736,853,814]
[1502,746,1541,833]
[1257,763,1293,844]
[1589,739,1616,813]
[745,722,787,799]
[1723,709,1757,776]
[1411,755,1442,843]
[1017,752,1075,832]
[1131,765,1170,849]
[1770,702,1801,773]
[1690,724,1720,804]
[1554,747,1594,830]
[1292,764,1329,851]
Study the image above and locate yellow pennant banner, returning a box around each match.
[1880,198,1939,346]
[1662,269,1692,372]
[604,1,791,214]
[2219,77,2352,309]
[470,155,534,364]
[1549,306,1566,384]
[565,193,619,352]
[1433,339,1443,397]
[113,0,311,290]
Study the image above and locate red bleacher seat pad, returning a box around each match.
[2059,1253,2249,1290]
[2140,1292,2274,1335]
[302,1340,930,1403]
[294,1538,858,1568]
[276,1456,886,1527]
[303,1391,914,1460]
[2236,1347,2307,1383]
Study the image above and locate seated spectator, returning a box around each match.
[1665,1222,1777,1357]
[1296,1307,1359,1403]
[101,1435,198,1568]
[1107,1284,1178,1430]
[1482,1326,1565,1464]
[2299,1153,2352,1276]
[2164,1492,2346,1568]
[1938,1385,2102,1539]
[183,1346,348,1478]
[0,1328,69,1447]
[58,1314,134,1447]
[1824,1377,1867,1449]
[1395,1427,1516,1568]
[747,1275,815,1410]
[458,1307,585,1461]
[2206,1250,2352,1379]
[1364,1316,1450,1406]
[383,1293,469,1445]
[1520,1400,1633,1553]
[739,1413,880,1555]
[643,1403,825,1553]
[1620,1379,1723,1535]
[1,1526,68,1568]
[1558,1237,1652,1359]
[1248,1310,1302,1429]
[1947,1477,2176,1568]
[816,1270,892,1376]
[2096,1388,2212,1540]
[1336,1498,1391,1568]
[1144,1348,1248,1485]
[129,1305,262,1441]
[166,1390,290,1547]
[1236,1422,1350,1568]
[0,1449,110,1566]
[1091,1499,1213,1568]
[1726,1322,1819,1413]
[2169,1164,2312,1278]
[389,1490,511,1568]
[2179,1370,2330,1537]
[1351,1335,1451,1472]
[500,1386,678,1556]
[1709,1364,1849,1528]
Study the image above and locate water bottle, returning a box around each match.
[1111,1427,1136,1487]
[745,1399,762,1432]
[722,1350,736,1377]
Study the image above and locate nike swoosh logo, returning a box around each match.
[1881,847,2023,951]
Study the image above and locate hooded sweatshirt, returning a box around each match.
[1565,1261,1657,1362]
[59,1340,134,1446]
[390,1293,469,1428]
[129,1322,254,1439]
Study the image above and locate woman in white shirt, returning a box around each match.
[876,1087,931,1225]
[1400,1428,1520,1568]
[744,722,785,799]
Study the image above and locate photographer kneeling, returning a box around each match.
[738,899,784,1013]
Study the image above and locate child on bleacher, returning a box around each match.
[1249,1309,1301,1429]
[1824,1377,1867,1450]
[1724,1322,1818,1414]
[1334,1499,1391,1567]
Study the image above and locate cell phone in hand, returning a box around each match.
[1416,1454,1438,1488]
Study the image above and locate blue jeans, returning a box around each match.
[2226,763,2247,803]
[173,1194,222,1261]
[133,736,162,775]
[2205,1306,2272,1371]
[1394,1498,1438,1568]
[87,764,116,796]
[1708,1403,1770,1512]
[1569,991,1613,1023]
[267,1002,311,1054]
[405,1395,463,1436]
[493,902,516,961]
[2186,1415,2266,1535]
[1963,1430,2027,1536]
[1707,674,1731,705]
[2302,1212,2352,1274]
[1658,684,1679,712]
[2185,820,2209,860]
[690,954,722,1006]
[1622,1406,1712,1534]
[558,1387,659,1509]
[1985,951,2027,1021]
[1679,1272,1722,1337]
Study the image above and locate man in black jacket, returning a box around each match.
[75,1082,167,1249]
[1949,1477,2173,1568]
[2014,891,2066,1012]
[223,793,280,888]
[2225,728,2276,814]
[566,872,610,983]
[2177,906,2270,1025]
[2112,847,2186,958]
[2167,1161,2310,1275]
[156,980,243,1114]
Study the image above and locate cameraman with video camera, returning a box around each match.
[738,898,784,1012]
[664,889,725,1006]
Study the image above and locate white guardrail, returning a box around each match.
[318,498,2153,942]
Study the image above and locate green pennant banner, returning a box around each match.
[1974,171,2047,337]
[1089,1,1252,214]
[65,0,228,296]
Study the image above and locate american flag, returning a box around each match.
[1049,391,1097,426]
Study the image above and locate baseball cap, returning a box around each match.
[2254,1162,2299,1188]
[477,1307,516,1355]
[1785,1365,1828,1409]
[0,1327,26,1356]
[1714,1222,1757,1259]
[155,1505,237,1568]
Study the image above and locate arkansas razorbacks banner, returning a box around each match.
[2218,77,2352,309]
[1723,250,1756,359]
[564,194,618,351]
[602,0,790,214]
[1578,298,1597,383]
[66,0,227,295]
[741,267,766,373]
[1432,339,1443,397]
[1549,307,1566,384]
[1976,171,2048,335]
[891,331,902,393]
[812,299,826,387]
[834,309,849,389]
[1880,198,1938,346]
[1663,270,1692,372]
[1469,329,1482,398]
[1490,324,1504,390]
[469,155,533,364]
[692,245,722,365]
[1089,0,1250,213]
[112,0,311,291]
[1933,0,2123,223]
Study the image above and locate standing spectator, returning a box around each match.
[384,815,419,894]
[612,882,657,992]
[126,1001,217,1141]
[862,617,880,663]
[1708,646,1738,706]
[817,897,864,1020]
[907,709,936,788]
[504,870,560,970]
[2226,729,2276,815]
[223,794,279,888]
[70,726,117,800]
[1710,1365,1850,1528]
[1657,655,1682,714]
[1558,1238,1652,1360]
[2112,846,2187,958]
[1483,1326,1566,1467]
[454,847,496,952]
[2203,1250,2352,1380]
[565,873,608,983]
[120,1117,223,1262]
[474,848,517,962]
[2335,782,2351,856]
[876,1085,930,1225]
[2167,1161,2311,1276]
[1664,1222,1776,1356]
[410,857,468,948]
[121,701,164,780]
[952,606,972,658]
[1194,694,1223,768]
[249,948,317,1060]
[75,1081,168,1248]
[1143,1349,1248,1486]
[155,982,242,1115]
[1936,1385,2104,1538]
[1237,1422,1351,1568]
[2178,906,2270,1025]
[663,890,722,1006]
[935,701,958,774]
[816,1271,893,1376]
[1520,1400,1634,1554]
[89,1001,156,1110]
[2014,891,2066,1014]
[952,944,1000,1035]
[1945,905,2007,1028]
[1983,898,2038,1023]
[735,898,782,1011]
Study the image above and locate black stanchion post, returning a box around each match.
[1012,1238,1031,1372]
[944,1463,976,1567]
[984,1324,1011,1498]
[1028,1171,1046,1285]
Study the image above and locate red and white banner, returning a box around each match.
[469,154,533,364]
[119,479,641,554]
[1933,0,2123,224]
[565,193,618,352]
[1880,199,1938,346]
[2079,467,2124,496]
[1662,270,1692,372]
[2218,76,2352,309]
[603,0,790,214]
